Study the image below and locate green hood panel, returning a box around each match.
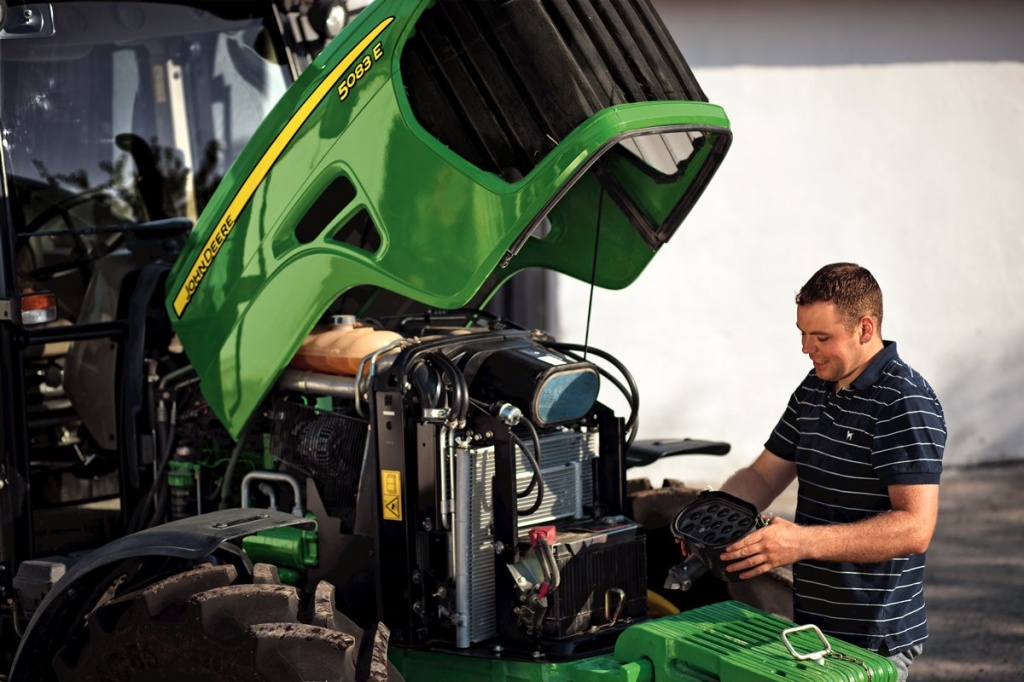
[166,0,731,436]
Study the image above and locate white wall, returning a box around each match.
[556,0,1024,487]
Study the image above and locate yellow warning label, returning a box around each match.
[382,469,402,521]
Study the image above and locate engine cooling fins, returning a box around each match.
[52,563,401,682]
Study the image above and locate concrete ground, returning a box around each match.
[768,462,1024,681]
[910,462,1024,681]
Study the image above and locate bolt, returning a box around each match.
[422,517,433,531]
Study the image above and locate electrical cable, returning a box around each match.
[425,351,468,422]
[218,412,258,510]
[470,398,546,514]
[510,431,540,502]
[536,537,560,592]
[511,429,544,516]
[144,375,202,527]
[130,396,178,532]
[551,341,640,445]
[391,329,532,391]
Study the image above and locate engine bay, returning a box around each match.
[264,315,648,657]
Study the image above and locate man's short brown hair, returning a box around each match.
[796,263,883,332]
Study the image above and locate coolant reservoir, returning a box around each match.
[290,315,401,375]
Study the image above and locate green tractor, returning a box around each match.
[0,1,895,680]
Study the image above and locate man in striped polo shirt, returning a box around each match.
[716,263,946,680]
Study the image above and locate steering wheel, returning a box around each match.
[21,187,126,282]
[22,186,122,234]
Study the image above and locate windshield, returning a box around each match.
[1,1,291,315]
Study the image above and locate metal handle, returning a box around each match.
[780,623,832,664]
[604,588,626,625]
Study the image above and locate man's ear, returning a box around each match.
[858,315,876,343]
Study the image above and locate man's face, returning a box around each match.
[796,301,867,389]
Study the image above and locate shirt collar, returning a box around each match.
[848,340,898,391]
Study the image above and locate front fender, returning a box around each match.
[11,509,312,681]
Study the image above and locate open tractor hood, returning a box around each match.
[165,0,731,436]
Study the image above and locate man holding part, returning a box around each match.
[717,263,945,680]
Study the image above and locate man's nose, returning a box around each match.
[801,336,814,355]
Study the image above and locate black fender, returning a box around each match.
[625,438,731,469]
[11,508,313,681]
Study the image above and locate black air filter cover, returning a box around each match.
[469,345,600,427]
[670,490,766,583]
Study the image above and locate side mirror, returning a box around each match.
[0,3,55,39]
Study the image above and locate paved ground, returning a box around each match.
[909,462,1024,681]
[770,462,1024,680]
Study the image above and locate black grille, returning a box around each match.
[400,0,705,178]
[544,533,647,638]
[270,400,368,532]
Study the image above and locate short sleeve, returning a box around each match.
[871,380,946,485]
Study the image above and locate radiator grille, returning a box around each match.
[269,400,368,532]
[545,530,647,638]
[461,429,599,644]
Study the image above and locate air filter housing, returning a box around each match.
[670,490,766,583]
[470,345,600,427]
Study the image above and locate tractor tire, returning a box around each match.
[53,562,401,682]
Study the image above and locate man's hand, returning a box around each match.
[719,516,803,579]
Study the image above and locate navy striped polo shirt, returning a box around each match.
[765,341,946,655]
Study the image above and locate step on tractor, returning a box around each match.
[0,1,897,680]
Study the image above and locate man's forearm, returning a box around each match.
[719,466,778,512]
[799,484,938,562]
[720,483,939,578]
[798,509,931,563]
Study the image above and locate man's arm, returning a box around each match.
[720,482,940,580]
[719,449,797,511]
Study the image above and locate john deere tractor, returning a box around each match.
[0,1,895,680]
